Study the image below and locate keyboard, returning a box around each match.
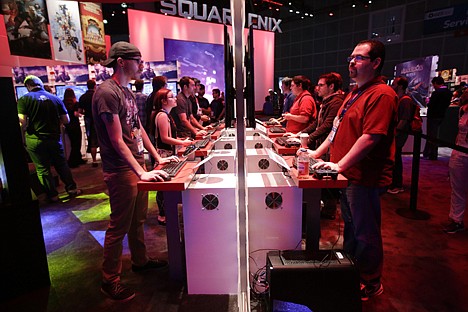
[183,144,198,157]
[275,137,300,148]
[269,126,286,133]
[161,160,186,177]
[194,138,210,148]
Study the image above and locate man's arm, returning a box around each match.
[179,112,199,135]
[101,113,160,181]
[190,114,205,130]
[283,113,309,124]
[312,133,383,173]
[60,114,70,125]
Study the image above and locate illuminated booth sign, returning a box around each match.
[160,0,283,33]
[424,4,468,35]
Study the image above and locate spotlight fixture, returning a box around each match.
[304,12,308,16]
[369,0,372,3]
[352,4,356,8]
[103,19,108,24]
[121,3,127,8]
[289,9,293,12]
[122,10,126,14]
[329,12,334,16]
[296,10,300,14]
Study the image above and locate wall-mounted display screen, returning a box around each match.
[167,81,178,96]
[55,85,88,101]
[164,38,223,103]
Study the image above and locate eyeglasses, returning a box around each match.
[346,55,371,63]
[124,58,143,64]
[317,83,327,87]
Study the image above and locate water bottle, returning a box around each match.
[297,148,310,179]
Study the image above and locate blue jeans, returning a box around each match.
[340,183,385,286]
[25,136,77,198]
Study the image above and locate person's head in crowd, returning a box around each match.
[317,72,343,99]
[198,84,206,97]
[281,77,293,94]
[153,88,175,111]
[212,88,220,100]
[134,79,144,92]
[431,76,445,89]
[192,77,200,95]
[87,79,96,90]
[291,75,311,96]
[64,88,76,101]
[348,39,386,86]
[391,76,408,93]
[152,76,167,92]
[101,41,143,79]
[24,75,44,91]
[44,85,53,94]
[179,76,195,96]
[265,95,271,102]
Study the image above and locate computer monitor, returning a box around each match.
[15,86,29,99]
[142,82,153,96]
[167,81,178,95]
[55,85,88,100]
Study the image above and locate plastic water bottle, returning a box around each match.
[297,148,310,179]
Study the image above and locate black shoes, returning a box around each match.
[101,281,135,302]
[132,259,168,272]
[361,282,384,301]
[443,221,465,234]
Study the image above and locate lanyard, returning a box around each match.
[339,90,363,121]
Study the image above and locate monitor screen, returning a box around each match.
[142,82,153,96]
[15,86,29,99]
[55,85,88,101]
[167,81,178,96]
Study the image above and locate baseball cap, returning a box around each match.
[101,41,142,67]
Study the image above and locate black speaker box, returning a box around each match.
[266,250,361,312]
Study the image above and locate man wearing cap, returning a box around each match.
[93,41,177,301]
[17,75,82,202]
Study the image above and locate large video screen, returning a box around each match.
[164,38,223,102]
[55,85,88,101]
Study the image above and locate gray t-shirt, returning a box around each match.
[171,92,193,138]
[92,79,144,173]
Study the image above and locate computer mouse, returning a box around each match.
[163,175,171,181]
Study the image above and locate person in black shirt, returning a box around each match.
[210,88,225,121]
[423,76,452,160]
[78,80,99,167]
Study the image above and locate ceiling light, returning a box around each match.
[329,12,334,16]
[304,13,309,16]
[352,4,356,8]
[296,11,300,14]
[103,19,108,24]
[121,3,127,8]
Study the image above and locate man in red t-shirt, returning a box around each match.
[309,40,398,301]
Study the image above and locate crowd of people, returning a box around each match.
[16,38,468,303]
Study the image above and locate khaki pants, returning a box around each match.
[102,169,149,283]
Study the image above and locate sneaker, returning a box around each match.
[132,259,168,272]
[67,189,83,197]
[101,282,135,302]
[387,187,404,194]
[361,283,384,301]
[443,221,465,234]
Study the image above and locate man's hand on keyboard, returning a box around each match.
[181,138,192,146]
[140,170,169,182]
[311,161,339,172]
[164,156,180,163]
[197,129,207,136]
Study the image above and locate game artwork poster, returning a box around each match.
[395,56,439,107]
[79,2,106,64]
[47,0,84,63]
[1,0,52,59]
[12,66,48,85]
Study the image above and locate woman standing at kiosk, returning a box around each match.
[149,88,191,225]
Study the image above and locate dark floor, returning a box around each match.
[2,149,468,312]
